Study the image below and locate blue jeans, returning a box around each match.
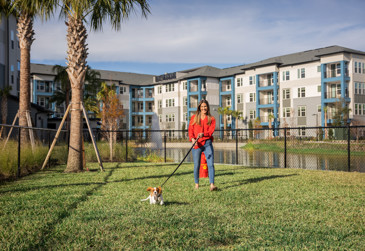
[192,139,215,184]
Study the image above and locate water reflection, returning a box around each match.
[136,148,364,173]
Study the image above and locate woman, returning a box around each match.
[188,99,217,191]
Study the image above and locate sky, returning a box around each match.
[31,0,365,75]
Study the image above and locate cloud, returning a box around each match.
[31,0,365,69]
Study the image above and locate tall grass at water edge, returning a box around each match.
[0,140,136,180]
[0,162,363,250]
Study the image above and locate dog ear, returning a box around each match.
[147,187,153,192]
[157,186,162,194]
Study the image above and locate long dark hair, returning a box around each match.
[192,99,212,126]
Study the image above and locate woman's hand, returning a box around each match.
[197,133,204,138]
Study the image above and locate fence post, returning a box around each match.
[348,125,351,172]
[235,129,238,165]
[284,127,287,168]
[125,131,128,162]
[17,127,21,178]
[48,131,51,169]
[164,131,167,163]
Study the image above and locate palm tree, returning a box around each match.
[217,106,232,137]
[50,65,101,128]
[59,0,150,172]
[268,113,275,139]
[0,86,12,138]
[231,109,243,130]
[3,0,56,143]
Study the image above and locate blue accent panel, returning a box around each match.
[321,60,351,127]
[321,64,326,127]
[129,85,133,135]
[186,77,207,127]
[273,72,279,135]
[219,78,222,138]
[218,76,235,132]
[33,79,37,105]
[255,74,260,119]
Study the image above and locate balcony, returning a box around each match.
[189,81,198,92]
[259,79,273,87]
[145,89,154,98]
[259,97,274,105]
[324,90,348,99]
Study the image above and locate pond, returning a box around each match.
[136,147,364,173]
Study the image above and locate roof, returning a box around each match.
[31,45,365,84]
[31,63,155,86]
[219,45,365,77]
[8,94,53,113]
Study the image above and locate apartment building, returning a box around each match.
[29,45,365,134]
[0,14,20,95]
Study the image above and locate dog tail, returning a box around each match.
[140,196,149,202]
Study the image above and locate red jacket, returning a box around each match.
[188,114,216,149]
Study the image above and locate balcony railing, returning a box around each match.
[259,97,274,105]
[324,70,349,78]
[324,90,349,99]
[259,79,273,87]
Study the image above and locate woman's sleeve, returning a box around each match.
[188,115,195,142]
[204,116,216,137]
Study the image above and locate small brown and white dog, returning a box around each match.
[141,186,164,205]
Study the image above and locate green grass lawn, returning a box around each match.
[0,163,364,250]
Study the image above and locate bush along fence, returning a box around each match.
[1,124,365,180]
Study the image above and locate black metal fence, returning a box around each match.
[91,125,365,173]
[1,124,365,179]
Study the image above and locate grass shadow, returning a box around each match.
[221,174,298,190]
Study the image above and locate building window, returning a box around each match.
[158,86,162,94]
[298,106,306,117]
[282,71,290,81]
[249,110,256,120]
[159,114,162,123]
[317,85,321,92]
[183,97,187,106]
[249,93,256,102]
[158,100,162,108]
[225,96,231,106]
[317,105,321,112]
[120,86,127,94]
[183,112,187,122]
[298,87,305,98]
[165,114,175,122]
[283,107,291,118]
[226,82,231,91]
[317,66,321,72]
[283,89,290,99]
[237,78,243,87]
[227,115,232,123]
[165,98,175,107]
[237,94,243,104]
[297,68,305,79]
[298,127,306,136]
[165,83,175,92]
[249,76,255,85]
[182,81,187,90]
[11,30,14,49]
[355,62,358,73]
[336,63,341,74]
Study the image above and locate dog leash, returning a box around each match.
[160,135,201,188]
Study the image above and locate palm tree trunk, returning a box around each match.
[65,15,88,172]
[17,13,34,143]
